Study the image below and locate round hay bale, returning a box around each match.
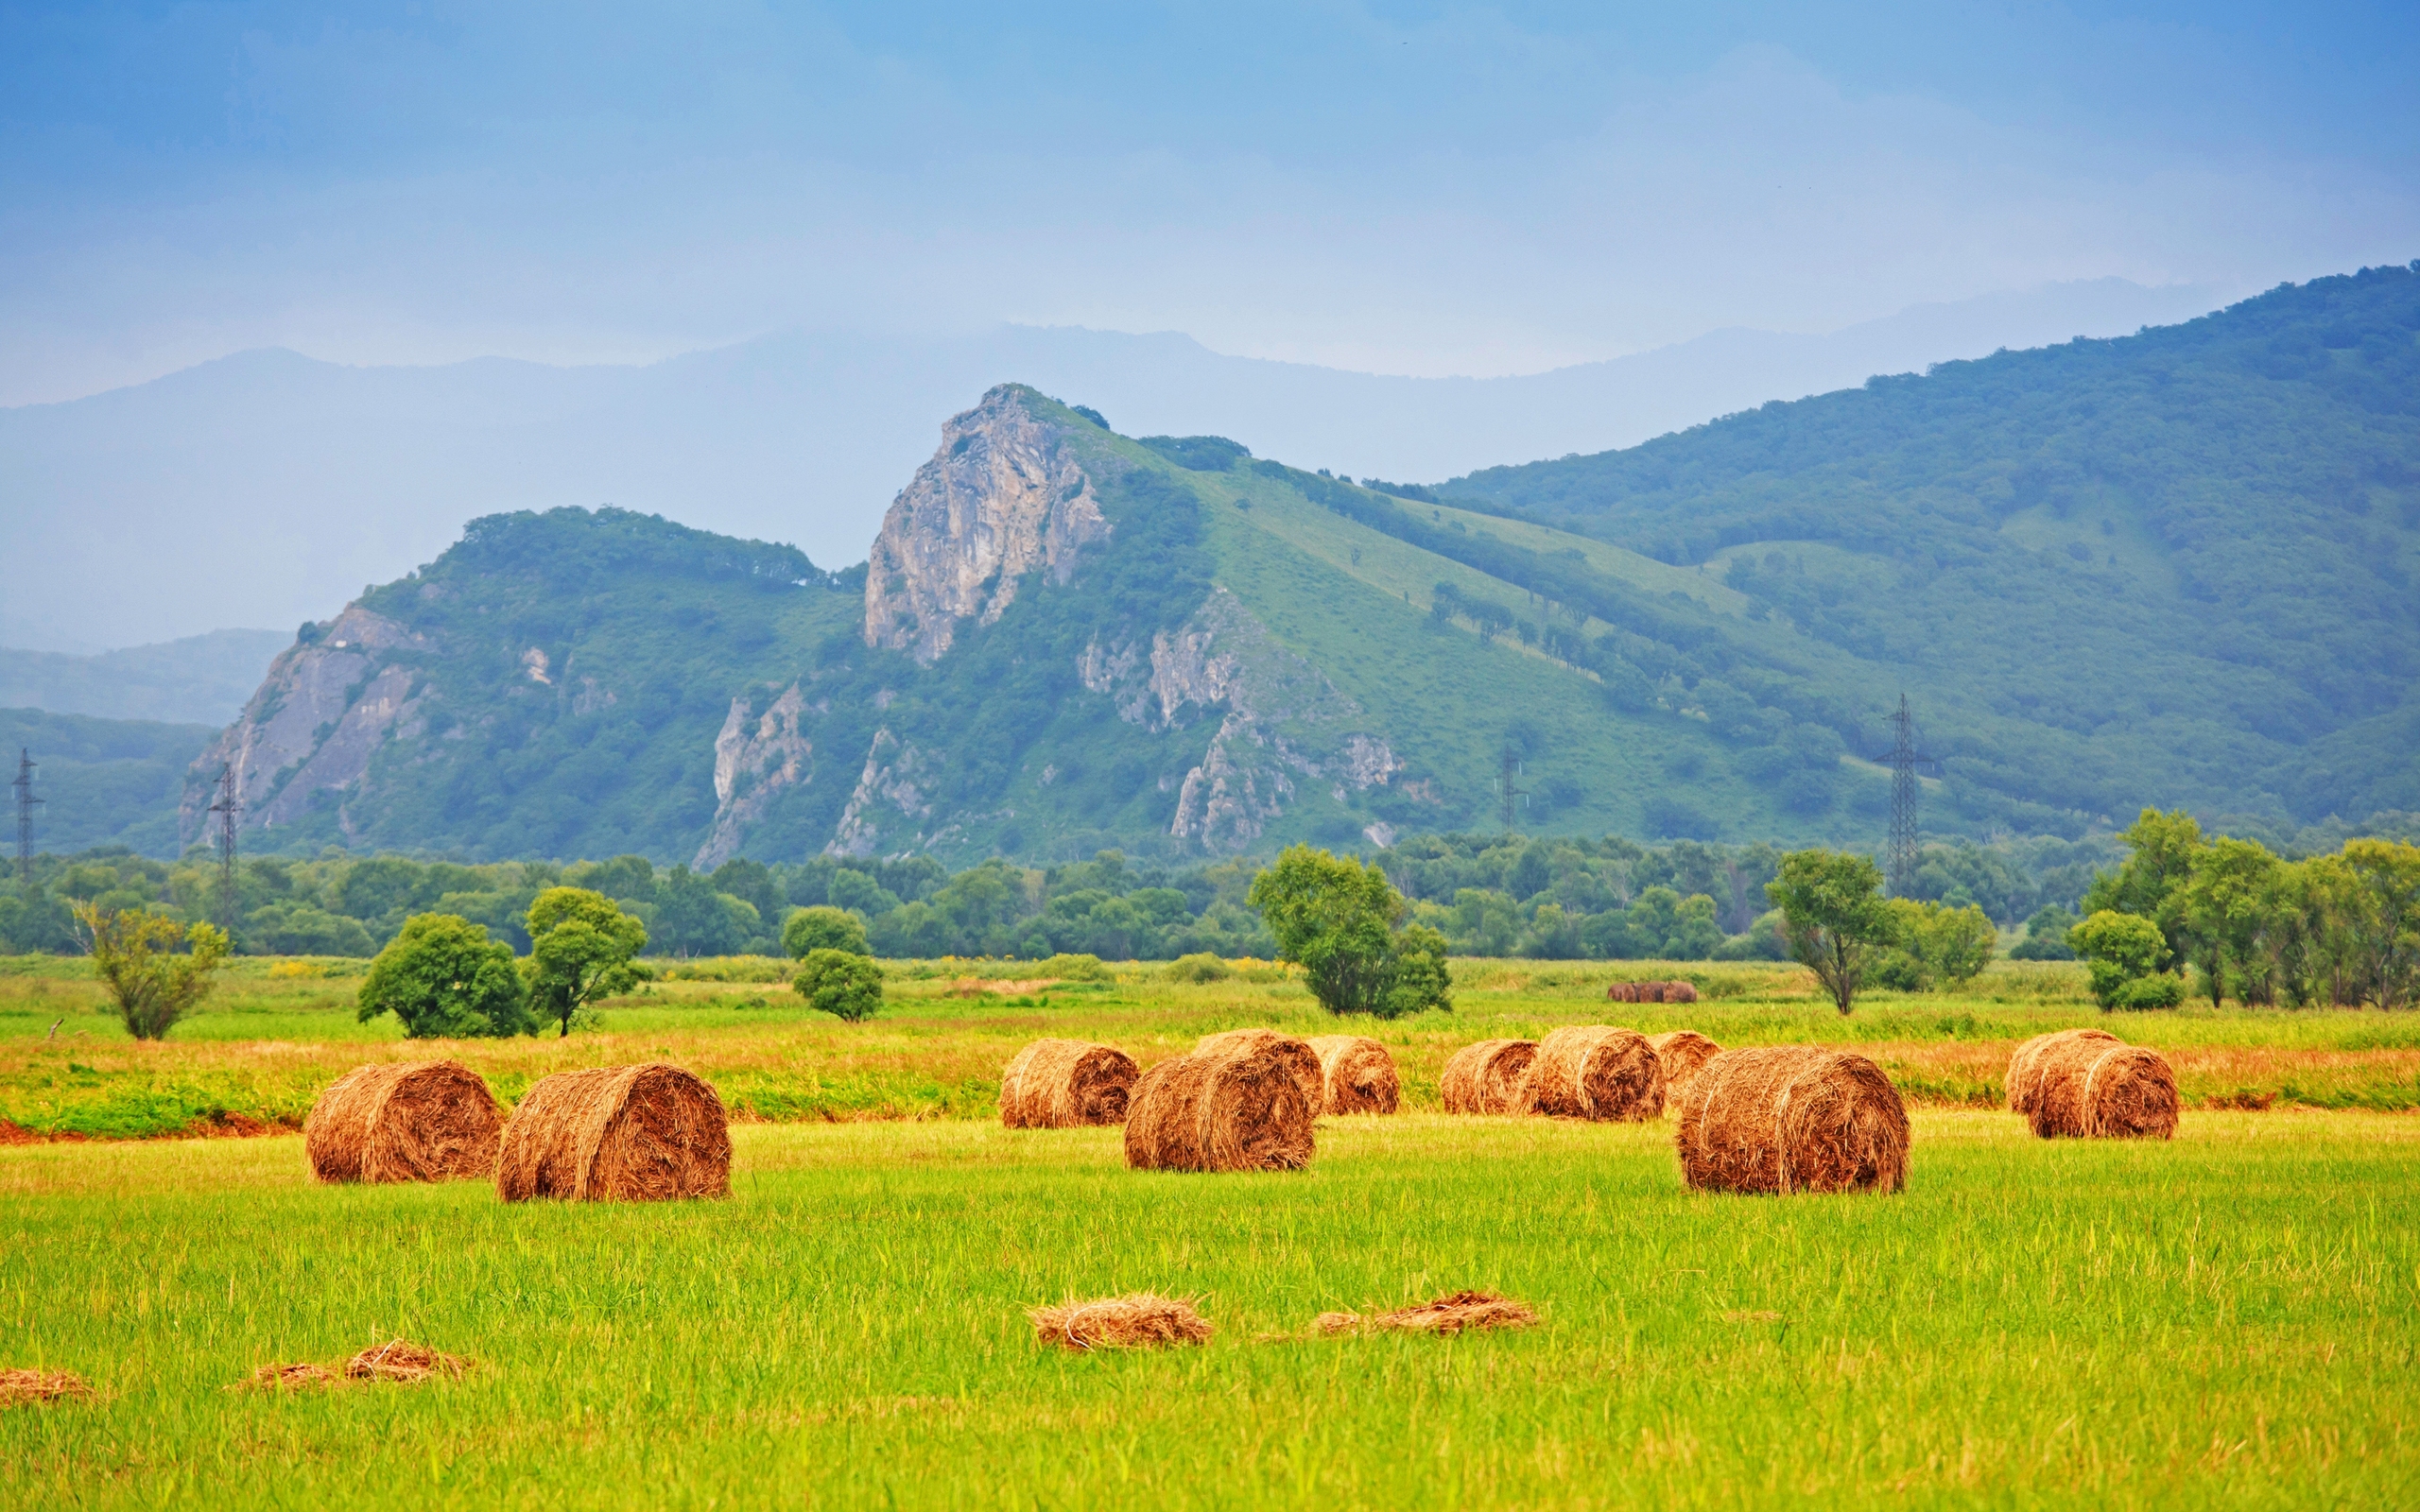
[999,1039,1140,1128]
[1635,982,1668,1004]
[1605,983,1639,1004]
[1123,1040,1317,1173]
[1304,1034,1400,1115]
[1646,1030,1721,1116]
[2027,1039,2179,1140]
[1525,1025,1666,1121]
[495,1063,731,1202]
[1193,1028,1324,1107]
[1677,1045,1909,1194]
[2005,1027,2122,1114]
[303,1060,502,1184]
[1661,980,1700,1005]
[1438,1040,1538,1114]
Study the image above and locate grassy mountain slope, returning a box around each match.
[0,629,290,726]
[0,708,215,857]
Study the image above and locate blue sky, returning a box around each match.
[4,1,2415,404]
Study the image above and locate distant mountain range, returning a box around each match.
[0,278,2224,653]
[0,630,289,725]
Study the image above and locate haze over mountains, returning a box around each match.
[2,278,2223,655]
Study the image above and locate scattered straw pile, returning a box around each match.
[345,1339,471,1382]
[1647,1030,1721,1115]
[1606,981,1701,1004]
[495,1063,732,1202]
[2027,1037,2179,1140]
[0,1369,90,1406]
[1439,1039,1539,1114]
[1028,1294,1212,1350]
[1525,1025,1666,1121]
[237,1362,337,1391]
[1304,1035,1401,1115]
[1124,1038,1317,1172]
[1193,1029,1324,1107]
[1677,1045,1910,1194]
[1315,1291,1538,1336]
[2005,1027,2122,1114]
[999,1039,1140,1128]
[304,1060,502,1184]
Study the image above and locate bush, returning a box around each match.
[2070,909,2171,1010]
[794,948,884,1022]
[74,904,229,1041]
[356,914,534,1039]
[2112,972,2186,1010]
[1165,953,1232,983]
[1034,953,1113,982]
[783,905,870,958]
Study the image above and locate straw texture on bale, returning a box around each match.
[1438,1039,1539,1114]
[1304,1034,1401,1115]
[1646,1030,1721,1115]
[999,1039,1139,1127]
[0,1369,90,1406]
[1661,980,1700,1004]
[495,1063,731,1202]
[304,1060,502,1184]
[2005,1027,2122,1114]
[1677,1045,1910,1194]
[1028,1294,1213,1351]
[1193,1028,1324,1106]
[1525,1025,1666,1121]
[2027,1038,2179,1140]
[1123,1040,1317,1173]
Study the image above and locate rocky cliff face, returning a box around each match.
[861,386,1110,663]
[179,606,432,842]
[692,683,814,869]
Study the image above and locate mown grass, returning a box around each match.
[2,1111,2414,1508]
[5,956,2419,1139]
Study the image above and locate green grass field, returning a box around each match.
[4,954,2418,1507]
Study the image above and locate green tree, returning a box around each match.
[356,914,534,1038]
[72,903,229,1040]
[2340,839,2420,1010]
[2183,837,2283,1005]
[1248,845,1449,1018]
[1880,899,1997,989]
[1764,850,1893,1015]
[522,886,648,1037]
[2069,910,2179,1009]
[782,905,870,958]
[794,948,884,1022]
[2080,808,2206,971]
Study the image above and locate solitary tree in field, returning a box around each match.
[782,905,870,958]
[1247,845,1451,1018]
[793,948,884,1022]
[73,903,229,1040]
[1765,850,1893,1015]
[357,914,534,1039]
[522,886,648,1037]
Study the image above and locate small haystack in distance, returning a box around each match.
[0,1369,91,1406]
[1028,1294,1212,1350]
[1661,980,1700,1005]
[2005,1027,2122,1114]
[495,1063,731,1202]
[2027,1038,2180,1140]
[1376,1291,1538,1334]
[1678,1045,1910,1194]
[1304,1035,1401,1115]
[999,1039,1140,1128]
[1525,1025,1666,1121]
[304,1060,503,1184]
[1439,1039,1539,1114]
[345,1339,471,1383]
[1124,1039,1317,1173]
[1194,1028,1324,1107]
[1646,1030,1721,1116]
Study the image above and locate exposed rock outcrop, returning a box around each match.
[692,684,813,869]
[827,729,939,858]
[862,386,1110,664]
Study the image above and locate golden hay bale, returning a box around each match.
[344,1339,470,1383]
[999,1039,1140,1128]
[2005,1027,2123,1114]
[1646,1030,1722,1115]
[1304,1034,1401,1115]
[1028,1294,1212,1351]
[495,1063,731,1203]
[1677,1045,1909,1194]
[1605,982,1638,1004]
[1439,1039,1539,1114]
[2028,1038,2179,1140]
[1525,1025,1666,1121]
[303,1060,502,1184]
[1635,982,1668,1004]
[0,1369,90,1406]
[1661,980,1700,1005]
[1123,1040,1318,1173]
[1194,1028,1324,1106]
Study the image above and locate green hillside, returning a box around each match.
[1444,262,2420,832]
[0,708,214,857]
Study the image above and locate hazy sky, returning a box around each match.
[5,1,2416,405]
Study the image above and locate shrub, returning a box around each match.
[1034,953,1114,981]
[1165,953,1232,983]
[2112,972,2187,1010]
[73,904,229,1040]
[2070,910,2173,1010]
[783,905,870,958]
[794,948,884,1022]
[357,914,534,1039]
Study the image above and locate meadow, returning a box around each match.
[3,954,2418,1507]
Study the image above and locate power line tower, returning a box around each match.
[10,748,38,886]
[1880,696,1941,898]
[1497,747,1527,833]
[206,765,241,938]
